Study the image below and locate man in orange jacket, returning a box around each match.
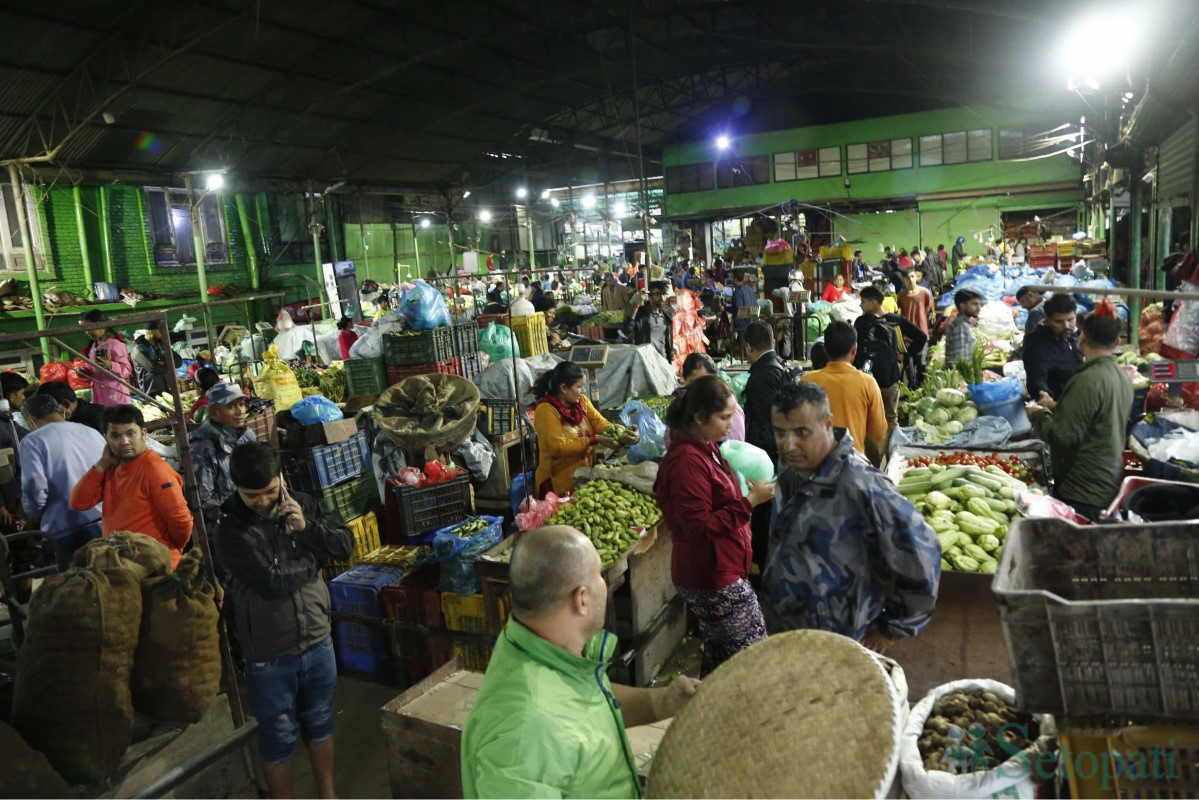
[70,404,193,568]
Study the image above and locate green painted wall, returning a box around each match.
[663,104,1083,218]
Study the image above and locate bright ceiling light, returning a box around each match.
[716,135,731,150]
[1061,6,1145,89]
[478,209,491,222]
[582,195,597,209]
[462,190,471,199]
[516,187,528,198]
[550,198,560,208]
[205,173,224,191]
[420,218,431,228]
[540,189,550,200]
[613,202,627,216]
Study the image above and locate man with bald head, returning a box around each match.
[461,525,701,799]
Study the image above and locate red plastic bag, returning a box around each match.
[39,361,70,384]
[67,358,92,390]
[515,492,570,531]
[423,460,463,485]
[396,467,424,487]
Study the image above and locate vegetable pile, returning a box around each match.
[905,451,1033,484]
[318,364,346,403]
[546,479,662,567]
[900,387,980,445]
[917,690,1039,773]
[898,461,1042,573]
[581,310,625,326]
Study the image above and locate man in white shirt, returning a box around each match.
[19,393,106,566]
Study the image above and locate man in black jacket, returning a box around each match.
[214,442,353,800]
[856,287,928,456]
[1023,292,1083,401]
[36,380,105,435]
[624,280,674,363]
[742,320,798,574]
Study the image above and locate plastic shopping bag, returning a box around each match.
[621,401,667,463]
[399,280,451,331]
[288,395,344,426]
[478,322,521,362]
[719,440,775,496]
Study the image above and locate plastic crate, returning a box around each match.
[390,474,474,542]
[441,592,505,672]
[577,324,607,341]
[1060,721,1199,799]
[510,312,548,357]
[476,399,519,436]
[245,404,277,447]
[317,473,380,524]
[458,353,484,383]
[452,322,480,358]
[386,358,459,387]
[280,430,370,492]
[383,326,455,367]
[993,518,1199,720]
[344,357,388,397]
[330,564,406,675]
[382,565,450,687]
[1101,476,1199,523]
[476,313,506,329]
[323,511,381,581]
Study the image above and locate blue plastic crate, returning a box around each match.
[431,516,505,595]
[330,564,406,676]
[280,430,370,492]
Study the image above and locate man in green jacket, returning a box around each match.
[461,526,701,799]
[1025,303,1133,520]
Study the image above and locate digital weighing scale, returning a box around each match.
[570,344,609,404]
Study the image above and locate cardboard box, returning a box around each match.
[275,412,358,449]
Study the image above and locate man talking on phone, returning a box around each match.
[213,442,353,800]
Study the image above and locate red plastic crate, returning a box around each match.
[381,565,451,687]
[386,358,460,387]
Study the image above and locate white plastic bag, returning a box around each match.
[1164,282,1199,355]
[276,308,296,332]
[509,298,535,318]
[978,302,1017,338]
[899,679,1055,799]
[349,327,383,359]
[829,294,863,324]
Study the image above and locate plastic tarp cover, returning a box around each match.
[476,346,678,411]
[890,415,1013,451]
[273,319,338,363]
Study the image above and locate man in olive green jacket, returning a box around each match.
[1025,305,1133,520]
[461,526,700,799]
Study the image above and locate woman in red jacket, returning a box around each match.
[654,375,776,676]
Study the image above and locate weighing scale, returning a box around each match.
[570,344,609,404]
[1147,361,1199,383]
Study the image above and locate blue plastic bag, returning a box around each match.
[433,516,505,594]
[621,401,667,463]
[289,395,344,425]
[400,280,451,331]
[967,375,1023,406]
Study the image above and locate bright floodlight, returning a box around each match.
[516,187,528,198]
[540,189,550,200]
[613,202,627,216]
[582,195,597,209]
[478,209,492,222]
[205,173,224,191]
[420,218,431,228]
[550,198,560,208]
[716,135,731,150]
[462,190,471,199]
[1061,6,1144,89]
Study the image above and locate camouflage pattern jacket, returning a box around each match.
[762,431,941,641]
[189,421,257,526]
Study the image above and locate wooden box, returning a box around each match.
[275,411,359,449]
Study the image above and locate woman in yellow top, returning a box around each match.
[532,362,638,497]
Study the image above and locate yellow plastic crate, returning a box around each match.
[510,312,548,358]
[1057,241,1076,257]
[1060,722,1199,799]
[359,544,430,569]
[819,244,853,261]
[323,511,380,581]
[441,591,509,672]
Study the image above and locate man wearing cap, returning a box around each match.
[132,320,172,397]
[624,280,674,364]
[461,526,699,799]
[190,383,257,527]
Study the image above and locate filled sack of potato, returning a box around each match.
[131,549,221,723]
[71,531,173,580]
[899,679,1056,799]
[12,564,143,783]
[0,722,72,797]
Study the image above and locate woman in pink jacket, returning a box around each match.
[78,310,133,406]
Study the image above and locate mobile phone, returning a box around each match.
[95,349,108,359]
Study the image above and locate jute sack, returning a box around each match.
[12,565,142,784]
[131,549,221,723]
[71,531,173,579]
[0,722,72,797]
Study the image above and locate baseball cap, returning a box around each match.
[206,382,246,405]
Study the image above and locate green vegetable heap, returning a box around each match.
[318,365,346,403]
[546,479,662,567]
[581,310,625,326]
[900,386,980,444]
[898,461,1043,574]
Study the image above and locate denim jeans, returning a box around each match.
[244,636,337,764]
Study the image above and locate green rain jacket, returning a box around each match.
[461,619,640,799]
[1033,354,1133,509]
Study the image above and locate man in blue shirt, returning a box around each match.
[732,270,759,356]
[19,393,106,565]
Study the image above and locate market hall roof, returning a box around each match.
[1,0,1196,192]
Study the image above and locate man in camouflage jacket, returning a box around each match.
[190,383,257,526]
[762,382,940,653]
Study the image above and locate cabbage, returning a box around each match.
[936,388,966,407]
[916,397,939,417]
[926,407,950,426]
[957,404,979,423]
[940,420,964,436]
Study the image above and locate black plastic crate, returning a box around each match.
[383,326,454,367]
[318,474,380,524]
[452,322,480,359]
[281,431,370,492]
[392,474,474,540]
[458,353,484,383]
[344,357,387,397]
[477,399,519,436]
